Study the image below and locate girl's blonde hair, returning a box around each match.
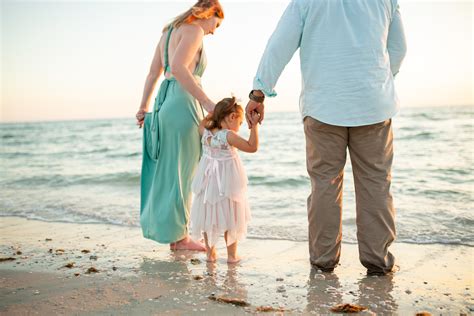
[163,0,224,32]
[205,97,244,130]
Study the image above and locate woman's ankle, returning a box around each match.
[169,236,206,251]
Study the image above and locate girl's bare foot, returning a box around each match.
[203,233,216,261]
[227,255,241,264]
[170,236,206,251]
[207,248,217,262]
[224,233,240,264]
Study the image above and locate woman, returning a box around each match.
[135,0,224,251]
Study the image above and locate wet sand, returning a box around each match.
[0,216,472,315]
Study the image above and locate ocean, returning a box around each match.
[1,105,472,247]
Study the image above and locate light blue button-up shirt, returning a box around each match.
[253,0,407,126]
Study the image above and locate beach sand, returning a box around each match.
[0,216,472,315]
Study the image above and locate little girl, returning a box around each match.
[190,97,260,263]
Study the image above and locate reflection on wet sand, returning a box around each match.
[358,274,397,312]
[204,262,248,300]
[140,257,188,275]
[139,256,191,290]
[306,267,397,314]
[306,267,343,313]
[138,253,248,305]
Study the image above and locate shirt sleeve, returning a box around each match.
[252,0,306,97]
[387,1,407,77]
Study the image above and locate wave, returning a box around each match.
[0,213,139,228]
[245,235,474,247]
[422,188,470,197]
[396,238,473,247]
[398,132,436,140]
[245,232,474,247]
[405,113,445,121]
[82,147,111,154]
[438,168,471,176]
[248,175,309,187]
[4,171,140,187]
[454,215,474,226]
[1,212,472,247]
[106,152,141,158]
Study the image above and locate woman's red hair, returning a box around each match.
[163,0,224,32]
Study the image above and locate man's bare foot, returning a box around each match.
[227,256,241,264]
[207,248,217,262]
[170,236,206,251]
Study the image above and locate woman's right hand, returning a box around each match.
[136,109,146,128]
[201,100,216,114]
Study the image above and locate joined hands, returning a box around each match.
[245,100,265,129]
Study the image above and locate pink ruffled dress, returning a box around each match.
[190,128,251,247]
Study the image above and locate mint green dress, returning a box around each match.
[140,26,206,243]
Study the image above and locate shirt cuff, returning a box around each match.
[253,77,277,98]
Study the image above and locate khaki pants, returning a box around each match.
[304,117,396,274]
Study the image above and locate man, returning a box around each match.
[246,0,407,275]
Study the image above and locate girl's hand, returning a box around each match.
[245,100,265,128]
[249,111,260,127]
[136,109,146,128]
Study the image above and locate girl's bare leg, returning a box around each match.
[225,231,241,264]
[203,233,217,262]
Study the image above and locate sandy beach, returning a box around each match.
[0,216,472,315]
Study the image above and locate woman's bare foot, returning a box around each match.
[227,255,241,264]
[170,236,206,251]
[207,248,217,262]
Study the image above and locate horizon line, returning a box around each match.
[1,103,472,125]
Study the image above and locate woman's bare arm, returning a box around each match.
[170,24,214,112]
[136,37,165,128]
[139,37,164,112]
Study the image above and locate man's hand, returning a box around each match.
[245,100,265,129]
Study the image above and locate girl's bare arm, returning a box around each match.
[227,125,259,153]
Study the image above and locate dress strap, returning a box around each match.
[201,128,209,140]
[201,128,213,145]
[193,43,204,76]
[216,129,230,145]
[164,26,173,74]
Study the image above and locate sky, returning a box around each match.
[1,0,473,122]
